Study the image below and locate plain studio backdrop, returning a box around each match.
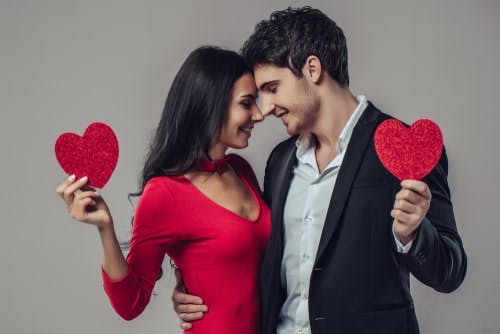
[1,0,498,333]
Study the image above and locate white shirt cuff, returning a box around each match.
[393,226,413,253]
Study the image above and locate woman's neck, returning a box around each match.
[208,142,227,160]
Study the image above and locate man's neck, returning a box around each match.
[311,87,358,154]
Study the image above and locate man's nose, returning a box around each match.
[260,95,275,117]
[251,105,264,122]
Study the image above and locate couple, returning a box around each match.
[57,6,467,334]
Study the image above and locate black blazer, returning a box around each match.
[260,102,467,334]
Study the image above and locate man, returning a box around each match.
[173,6,466,334]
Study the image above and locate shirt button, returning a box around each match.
[303,292,309,300]
[298,329,303,334]
[302,254,310,262]
[304,216,312,223]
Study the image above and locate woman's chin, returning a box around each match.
[229,140,249,150]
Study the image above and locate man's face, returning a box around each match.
[254,64,319,136]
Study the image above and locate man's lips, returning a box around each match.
[274,108,289,125]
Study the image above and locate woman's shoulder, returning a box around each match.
[145,174,188,186]
[135,176,188,218]
[144,175,174,191]
[142,175,188,199]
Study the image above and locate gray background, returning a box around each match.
[1,0,498,333]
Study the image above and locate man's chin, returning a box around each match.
[285,125,300,136]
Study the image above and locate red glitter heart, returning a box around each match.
[374,119,443,181]
[55,122,119,188]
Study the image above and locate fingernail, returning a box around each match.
[79,176,88,183]
[68,174,76,182]
[94,191,100,197]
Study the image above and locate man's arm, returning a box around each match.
[171,269,208,330]
[392,180,431,246]
[394,150,467,292]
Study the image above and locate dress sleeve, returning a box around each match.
[102,178,178,320]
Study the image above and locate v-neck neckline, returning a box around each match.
[179,163,261,223]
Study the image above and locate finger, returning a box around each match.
[391,209,412,224]
[79,197,97,208]
[56,174,77,197]
[180,322,192,330]
[70,197,97,220]
[175,303,208,314]
[62,176,89,204]
[74,190,100,201]
[179,311,205,322]
[401,180,431,200]
[395,188,418,202]
[395,188,427,206]
[393,218,416,241]
[80,185,97,192]
[173,291,204,305]
[393,199,416,214]
[395,188,431,216]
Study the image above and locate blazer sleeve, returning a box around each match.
[396,147,467,293]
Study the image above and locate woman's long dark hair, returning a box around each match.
[124,47,251,280]
[138,46,251,193]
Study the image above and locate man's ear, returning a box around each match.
[302,55,323,83]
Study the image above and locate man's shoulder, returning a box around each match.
[269,135,298,159]
[365,100,393,122]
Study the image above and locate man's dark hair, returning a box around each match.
[241,6,349,86]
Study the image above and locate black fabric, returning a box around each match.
[259,102,467,334]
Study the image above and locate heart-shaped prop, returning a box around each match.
[55,122,119,188]
[374,119,443,181]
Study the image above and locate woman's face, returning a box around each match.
[217,72,263,149]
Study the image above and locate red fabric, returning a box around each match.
[102,154,271,333]
[197,157,229,173]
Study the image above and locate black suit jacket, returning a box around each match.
[260,102,467,334]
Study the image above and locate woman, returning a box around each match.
[56,46,271,334]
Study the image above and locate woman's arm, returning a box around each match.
[56,175,128,280]
[56,175,168,320]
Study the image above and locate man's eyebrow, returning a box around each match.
[259,80,279,91]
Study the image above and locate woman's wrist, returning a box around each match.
[97,219,114,233]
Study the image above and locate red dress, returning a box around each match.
[102,154,271,334]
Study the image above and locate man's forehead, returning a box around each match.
[253,64,290,87]
[253,63,283,76]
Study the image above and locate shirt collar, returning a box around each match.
[338,95,367,153]
[295,95,368,162]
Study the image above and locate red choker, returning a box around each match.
[197,157,228,173]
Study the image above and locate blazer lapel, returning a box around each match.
[315,103,381,262]
[271,141,298,242]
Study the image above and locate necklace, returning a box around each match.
[196,157,228,173]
